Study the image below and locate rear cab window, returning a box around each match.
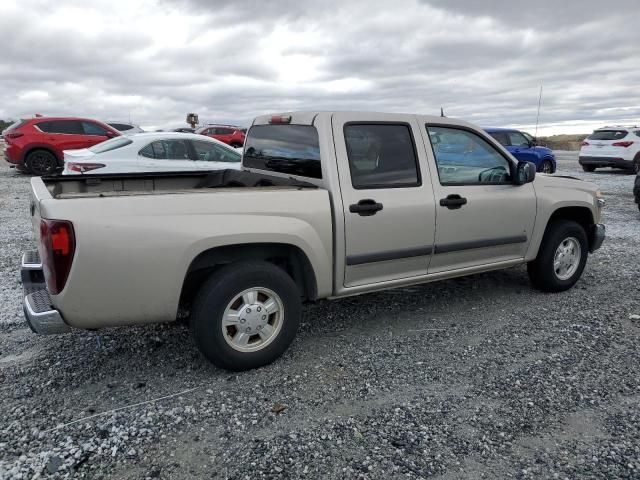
[588,130,628,141]
[243,125,322,178]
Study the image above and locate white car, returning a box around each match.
[63,132,242,175]
[106,121,145,135]
[579,126,640,173]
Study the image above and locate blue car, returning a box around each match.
[484,127,556,173]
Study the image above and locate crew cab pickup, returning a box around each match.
[21,112,606,370]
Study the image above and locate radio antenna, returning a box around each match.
[534,84,543,139]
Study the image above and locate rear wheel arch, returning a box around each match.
[179,243,318,313]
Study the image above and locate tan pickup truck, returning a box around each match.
[21,112,605,370]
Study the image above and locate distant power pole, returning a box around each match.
[534,84,543,139]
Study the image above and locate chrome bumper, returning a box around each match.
[21,251,71,335]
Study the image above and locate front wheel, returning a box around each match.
[581,165,596,172]
[527,220,588,292]
[190,261,302,371]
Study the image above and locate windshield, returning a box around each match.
[588,130,627,141]
[89,136,133,153]
[243,125,321,178]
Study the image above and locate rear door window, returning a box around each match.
[139,140,191,160]
[587,130,628,141]
[344,123,420,189]
[244,125,322,178]
[488,131,511,146]
[37,120,84,134]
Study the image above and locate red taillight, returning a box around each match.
[67,162,105,173]
[5,132,24,139]
[269,115,292,124]
[612,141,634,148]
[581,141,589,146]
[40,219,75,295]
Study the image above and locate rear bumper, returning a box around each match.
[589,224,606,252]
[21,251,71,334]
[579,156,633,169]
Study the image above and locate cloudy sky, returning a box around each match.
[1,0,639,135]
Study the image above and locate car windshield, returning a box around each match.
[89,136,133,153]
[588,130,628,141]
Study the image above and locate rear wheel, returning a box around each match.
[632,155,640,174]
[190,261,302,371]
[581,165,596,172]
[230,142,243,148]
[26,150,57,176]
[527,220,588,293]
[540,160,553,174]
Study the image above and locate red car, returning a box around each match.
[3,117,121,175]
[195,124,245,147]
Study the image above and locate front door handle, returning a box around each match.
[349,199,384,216]
[439,194,467,210]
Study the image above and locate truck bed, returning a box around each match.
[43,169,317,199]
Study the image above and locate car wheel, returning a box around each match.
[632,156,640,174]
[527,220,588,293]
[581,165,596,172]
[190,261,302,371]
[230,142,243,148]
[540,160,553,174]
[26,150,57,176]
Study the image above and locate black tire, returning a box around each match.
[581,165,596,172]
[26,150,58,176]
[540,160,553,174]
[230,142,243,148]
[190,261,301,371]
[632,156,640,175]
[527,220,588,293]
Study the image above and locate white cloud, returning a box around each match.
[0,0,639,133]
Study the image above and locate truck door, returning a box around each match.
[332,113,437,287]
[421,123,536,273]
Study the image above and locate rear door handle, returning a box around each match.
[439,194,467,209]
[349,199,384,216]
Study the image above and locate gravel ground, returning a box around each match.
[0,152,639,479]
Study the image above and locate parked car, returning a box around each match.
[173,127,196,134]
[196,124,246,147]
[106,121,145,135]
[21,111,605,371]
[3,117,120,175]
[579,126,640,173]
[62,132,241,174]
[484,127,556,173]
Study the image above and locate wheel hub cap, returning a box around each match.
[221,287,283,352]
[553,237,581,281]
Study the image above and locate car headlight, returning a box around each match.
[596,189,605,208]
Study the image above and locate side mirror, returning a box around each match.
[515,161,536,185]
